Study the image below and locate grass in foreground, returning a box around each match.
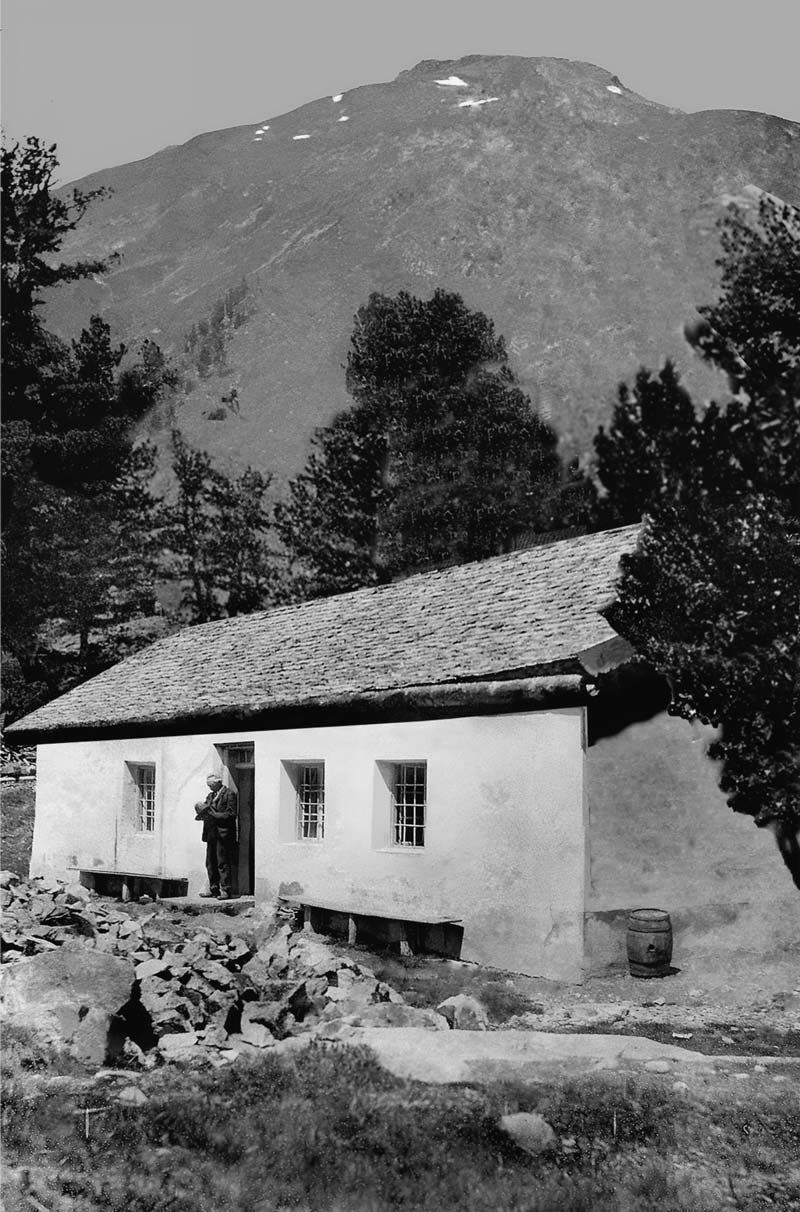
[4,1042,799,1212]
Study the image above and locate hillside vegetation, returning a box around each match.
[45,54,800,482]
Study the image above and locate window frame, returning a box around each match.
[391,761,427,849]
[295,761,325,842]
[130,762,157,833]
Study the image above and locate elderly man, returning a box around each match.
[195,773,238,900]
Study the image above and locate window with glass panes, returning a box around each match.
[134,765,156,832]
[297,764,325,840]
[393,763,426,847]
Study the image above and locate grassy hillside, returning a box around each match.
[45,54,800,484]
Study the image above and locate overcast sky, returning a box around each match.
[3,0,799,185]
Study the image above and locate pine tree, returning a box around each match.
[604,197,800,887]
[161,431,282,621]
[277,289,590,595]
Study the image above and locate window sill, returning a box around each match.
[374,847,426,855]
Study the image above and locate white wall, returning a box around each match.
[31,734,234,892]
[585,711,799,971]
[31,709,587,981]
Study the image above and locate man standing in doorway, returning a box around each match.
[195,773,238,899]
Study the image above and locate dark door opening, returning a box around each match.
[223,744,255,896]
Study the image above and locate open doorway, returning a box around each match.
[222,743,255,896]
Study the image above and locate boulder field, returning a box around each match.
[0,871,485,1069]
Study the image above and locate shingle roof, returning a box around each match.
[10,525,640,738]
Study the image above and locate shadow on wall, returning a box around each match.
[587,663,671,745]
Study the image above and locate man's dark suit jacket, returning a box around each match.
[200,785,238,842]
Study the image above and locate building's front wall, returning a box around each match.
[31,734,228,892]
[586,711,799,973]
[31,708,588,981]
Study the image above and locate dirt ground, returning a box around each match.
[347,940,800,1057]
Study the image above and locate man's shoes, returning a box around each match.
[217,890,230,901]
[199,889,218,898]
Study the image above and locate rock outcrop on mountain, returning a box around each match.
[47,55,800,480]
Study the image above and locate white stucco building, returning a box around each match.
[9,526,796,982]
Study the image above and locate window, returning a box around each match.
[392,763,426,847]
[225,744,254,769]
[296,763,325,840]
[133,764,156,832]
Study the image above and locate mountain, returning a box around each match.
[47,55,800,482]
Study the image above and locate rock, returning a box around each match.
[196,959,234,987]
[240,1020,275,1048]
[672,1081,689,1093]
[139,980,182,1013]
[303,974,330,1001]
[289,935,342,975]
[0,871,21,888]
[115,1085,149,1106]
[149,999,193,1035]
[63,882,92,904]
[142,921,184,948]
[644,1060,672,1073]
[436,994,489,1031]
[198,1023,230,1049]
[330,1002,450,1031]
[226,936,251,963]
[238,910,280,952]
[241,1000,282,1033]
[499,1112,556,1156]
[122,1039,149,1066]
[530,1002,545,1015]
[235,962,271,1000]
[158,1031,198,1055]
[135,957,169,981]
[160,950,189,977]
[67,911,98,938]
[0,948,135,1067]
[181,938,210,964]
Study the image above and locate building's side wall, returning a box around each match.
[30,734,239,891]
[586,712,798,973]
[32,709,587,981]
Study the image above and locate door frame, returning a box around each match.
[219,742,255,895]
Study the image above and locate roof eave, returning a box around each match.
[10,672,591,744]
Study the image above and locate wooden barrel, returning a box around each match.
[626,908,673,978]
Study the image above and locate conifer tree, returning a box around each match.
[277,289,591,595]
[602,197,800,887]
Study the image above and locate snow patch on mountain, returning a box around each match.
[458,97,499,109]
[435,76,469,87]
